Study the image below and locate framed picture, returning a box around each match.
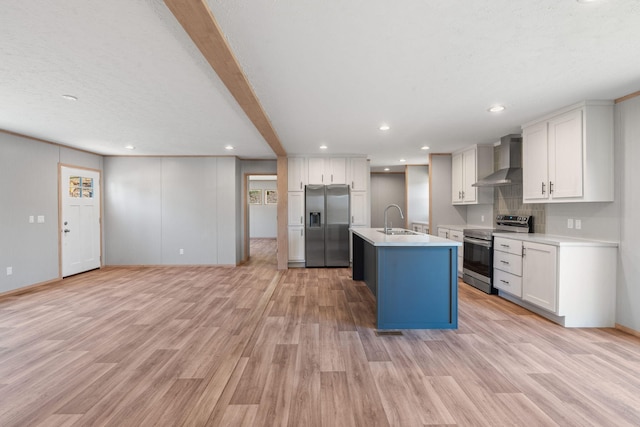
[265,189,278,204]
[249,189,262,205]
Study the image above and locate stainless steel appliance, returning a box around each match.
[472,134,523,187]
[462,215,533,293]
[305,184,350,267]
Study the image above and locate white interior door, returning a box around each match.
[61,166,101,277]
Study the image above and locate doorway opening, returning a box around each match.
[244,174,278,264]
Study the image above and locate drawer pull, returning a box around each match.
[500,279,510,285]
[500,260,510,265]
[500,244,510,248]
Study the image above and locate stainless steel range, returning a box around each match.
[462,215,533,294]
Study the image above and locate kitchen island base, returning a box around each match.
[352,231,458,329]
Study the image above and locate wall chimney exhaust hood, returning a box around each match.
[473,134,522,187]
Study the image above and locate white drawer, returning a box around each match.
[494,237,522,256]
[449,230,463,242]
[493,268,522,297]
[493,250,522,275]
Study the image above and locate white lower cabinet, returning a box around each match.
[493,237,523,297]
[494,235,617,327]
[438,227,463,277]
[288,226,305,262]
[522,241,558,313]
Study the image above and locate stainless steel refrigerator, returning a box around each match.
[305,184,350,267]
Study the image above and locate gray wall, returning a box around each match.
[406,165,429,225]
[104,156,239,266]
[249,180,277,238]
[370,173,406,229]
[614,96,640,331]
[0,132,103,293]
[428,154,466,233]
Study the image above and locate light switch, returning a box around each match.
[567,218,574,229]
[179,248,184,255]
[575,219,582,230]
[29,216,34,223]
[37,215,45,223]
[6,267,12,276]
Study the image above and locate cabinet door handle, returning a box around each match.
[352,180,354,188]
[458,191,462,199]
[300,181,302,190]
[541,182,546,195]
[522,247,526,257]
[500,260,510,265]
[500,279,510,285]
[351,215,354,223]
[300,229,303,237]
[549,181,554,194]
[462,190,465,199]
[500,244,510,248]
[300,216,303,224]
[331,174,334,182]
[321,174,324,183]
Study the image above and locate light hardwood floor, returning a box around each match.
[1,238,639,426]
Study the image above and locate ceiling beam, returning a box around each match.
[164,0,287,157]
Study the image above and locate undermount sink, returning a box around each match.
[377,229,420,236]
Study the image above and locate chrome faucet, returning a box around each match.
[384,204,405,234]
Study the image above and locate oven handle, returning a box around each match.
[463,236,493,248]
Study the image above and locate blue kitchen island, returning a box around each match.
[351,228,461,330]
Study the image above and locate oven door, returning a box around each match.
[463,236,493,280]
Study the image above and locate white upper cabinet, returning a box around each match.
[307,157,346,185]
[288,157,306,191]
[348,157,369,191]
[522,122,549,201]
[522,101,614,203]
[451,145,493,205]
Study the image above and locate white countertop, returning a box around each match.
[493,232,619,248]
[351,228,462,247]
[437,224,465,231]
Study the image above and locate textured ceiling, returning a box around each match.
[2,0,640,166]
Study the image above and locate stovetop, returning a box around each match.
[463,215,533,240]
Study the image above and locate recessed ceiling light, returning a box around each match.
[224,145,234,150]
[124,145,135,150]
[62,94,78,101]
[319,144,327,150]
[384,167,390,171]
[399,159,406,162]
[488,105,506,113]
[379,124,390,131]
[421,146,430,150]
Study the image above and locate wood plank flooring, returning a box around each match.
[1,237,640,426]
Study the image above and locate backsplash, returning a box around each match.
[494,184,546,233]
[492,145,546,233]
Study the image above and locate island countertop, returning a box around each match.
[351,228,462,247]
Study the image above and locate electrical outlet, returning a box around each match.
[37,215,45,223]
[6,267,12,276]
[179,248,184,255]
[575,219,582,230]
[481,215,485,222]
[29,215,34,223]
[567,218,574,229]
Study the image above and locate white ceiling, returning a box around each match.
[2,0,640,167]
